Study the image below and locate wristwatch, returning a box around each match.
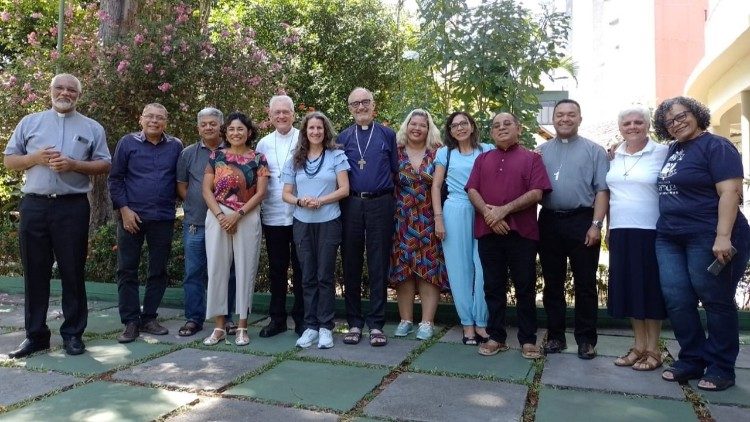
[238,209,246,216]
[591,220,603,229]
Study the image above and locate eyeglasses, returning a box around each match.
[664,111,691,128]
[491,121,514,130]
[348,99,372,108]
[449,121,470,130]
[142,114,167,122]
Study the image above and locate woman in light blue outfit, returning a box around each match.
[432,111,494,345]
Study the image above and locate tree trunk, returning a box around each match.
[90,0,140,231]
[199,0,214,34]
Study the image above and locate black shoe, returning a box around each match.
[578,342,597,360]
[140,320,169,335]
[8,339,50,359]
[117,322,140,343]
[259,322,287,338]
[63,337,86,355]
[544,339,567,354]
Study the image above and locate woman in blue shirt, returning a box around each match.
[282,111,350,350]
[653,96,750,391]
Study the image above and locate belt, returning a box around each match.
[542,207,592,216]
[25,193,87,200]
[350,189,392,199]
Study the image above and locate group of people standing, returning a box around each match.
[4,74,748,392]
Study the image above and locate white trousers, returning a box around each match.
[205,204,261,320]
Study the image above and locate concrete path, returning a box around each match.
[1,293,748,421]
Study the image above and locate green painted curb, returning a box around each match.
[1,276,748,329]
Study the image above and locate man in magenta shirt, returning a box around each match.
[466,112,551,358]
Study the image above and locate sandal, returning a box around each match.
[521,343,542,359]
[369,330,388,347]
[343,328,362,345]
[662,366,703,383]
[235,327,249,346]
[697,376,735,392]
[462,336,478,346]
[203,328,226,346]
[614,348,643,367]
[632,350,662,371]
[178,321,201,337]
[224,321,238,336]
[478,340,509,356]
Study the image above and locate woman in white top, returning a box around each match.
[606,106,668,370]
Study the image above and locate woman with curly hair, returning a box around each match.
[202,112,269,347]
[390,109,447,341]
[653,96,750,391]
[282,111,350,349]
[431,111,494,345]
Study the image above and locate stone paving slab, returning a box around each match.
[410,342,533,382]
[165,397,339,421]
[541,353,685,399]
[226,360,388,412]
[535,386,696,422]
[0,380,195,422]
[47,308,124,335]
[381,321,444,341]
[709,404,750,422]
[439,325,546,349]
[154,306,185,320]
[364,372,527,422]
[0,331,63,359]
[558,332,636,358]
[0,367,80,406]
[206,324,299,355]
[665,339,750,370]
[24,338,173,376]
[688,368,750,407]
[113,348,272,391]
[299,334,421,367]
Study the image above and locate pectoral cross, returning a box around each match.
[358,159,366,170]
[553,170,560,181]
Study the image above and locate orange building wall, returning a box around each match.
[654,0,707,102]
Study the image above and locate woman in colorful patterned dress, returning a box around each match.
[202,112,269,346]
[391,109,447,341]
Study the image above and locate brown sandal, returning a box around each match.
[521,343,542,359]
[613,348,643,367]
[632,350,662,371]
[478,340,509,356]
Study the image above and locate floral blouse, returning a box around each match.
[206,149,269,211]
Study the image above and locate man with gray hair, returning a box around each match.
[4,73,111,358]
[255,95,304,337]
[175,107,237,337]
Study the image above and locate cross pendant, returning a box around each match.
[358,159,366,170]
[553,171,560,181]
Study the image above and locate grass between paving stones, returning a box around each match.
[338,325,449,420]
[521,355,546,422]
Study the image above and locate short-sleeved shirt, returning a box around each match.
[657,132,746,235]
[435,143,494,202]
[108,131,183,221]
[465,143,551,240]
[606,139,668,230]
[4,109,111,195]
[338,122,398,193]
[255,128,299,226]
[538,135,609,210]
[282,149,350,223]
[176,140,225,226]
[206,149,269,212]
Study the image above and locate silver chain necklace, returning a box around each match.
[274,130,294,181]
[355,125,375,170]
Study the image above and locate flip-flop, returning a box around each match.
[661,366,703,383]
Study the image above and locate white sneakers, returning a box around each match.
[296,328,319,348]
[318,328,334,349]
[296,327,335,349]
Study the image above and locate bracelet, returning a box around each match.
[215,211,224,217]
[238,209,246,216]
[296,198,302,207]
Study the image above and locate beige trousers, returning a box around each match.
[205,204,261,320]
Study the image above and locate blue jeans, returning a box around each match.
[656,231,750,381]
[182,224,235,328]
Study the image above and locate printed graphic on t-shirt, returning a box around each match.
[657,149,683,196]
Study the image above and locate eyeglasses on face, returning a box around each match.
[449,120,470,130]
[664,110,691,128]
[348,99,372,108]
[142,114,167,122]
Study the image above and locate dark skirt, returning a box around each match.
[607,228,667,319]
